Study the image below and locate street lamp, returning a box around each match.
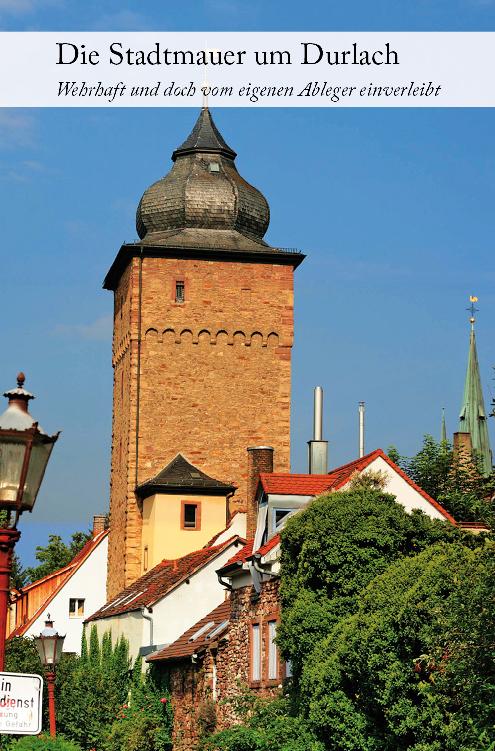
[0,373,59,670]
[34,615,65,737]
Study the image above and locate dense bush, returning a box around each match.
[14,736,83,751]
[300,540,495,750]
[104,668,172,751]
[277,487,460,676]
[203,697,324,751]
[55,627,132,749]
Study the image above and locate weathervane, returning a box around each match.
[467,295,478,328]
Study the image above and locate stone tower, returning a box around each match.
[104,109,304,596]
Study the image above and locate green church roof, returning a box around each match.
[459,320,492,476]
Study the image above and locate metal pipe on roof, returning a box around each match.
[359,402,365,458]
[308,386,328,474]
[313,386,323,441]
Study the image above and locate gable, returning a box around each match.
[341,455,455,523]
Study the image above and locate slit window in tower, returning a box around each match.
[182,501,200,530]
[175,280,185,303]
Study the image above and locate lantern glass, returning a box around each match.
[0,435,26,507]
[34,627,65,667]
[22,440,55,512]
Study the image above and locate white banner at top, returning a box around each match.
[0,32,494,107]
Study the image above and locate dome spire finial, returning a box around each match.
[171,107,237,162]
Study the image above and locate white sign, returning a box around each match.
[0,672,43,735]
[0,32,494,107]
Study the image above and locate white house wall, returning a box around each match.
[24,536,109,654]
[151,551,232,649]
[350,456,448,521]
[90,611,144,660]
[87,542,239,661]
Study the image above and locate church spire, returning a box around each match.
[458,297,492,476]
[441,407,447,445]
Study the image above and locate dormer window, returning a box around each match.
[175,281,185,303]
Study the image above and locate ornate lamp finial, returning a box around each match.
[17,372,25,389]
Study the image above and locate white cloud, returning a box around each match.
[54,315,113,342]
[0,110,35,149]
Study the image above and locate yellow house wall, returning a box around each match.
[141,492,227,571]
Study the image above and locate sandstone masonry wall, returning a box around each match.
[107,255,294,595]
[165,580,282,751]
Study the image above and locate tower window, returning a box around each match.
[181,501,201,530]
[175,281,185,303]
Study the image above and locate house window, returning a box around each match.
[250,623,262,683]
[273,508,292,530]
[181,501,201,530]
[175,280,185,303]
[69,598,85,618]
[267,620,278,680]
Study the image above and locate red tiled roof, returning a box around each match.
[147,599,231,662]
[259,473,336,496]
[86,537,241,622]
[256,534,280,558]
[222,539,253,568]
[9,530,109,639]
[259,450,385,496]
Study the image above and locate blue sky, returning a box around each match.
[1,0,494,566]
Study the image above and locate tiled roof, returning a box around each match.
[256,534,281,558]
[136,453,235,499]
[147,599,231,662]
[86,537,241,622]
[222,539,254,568]
[172,108,237,161]
[259,450,385,496]
[9,530,108,639]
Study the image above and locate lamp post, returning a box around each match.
[0,373,59,670]
[34,615,65,737]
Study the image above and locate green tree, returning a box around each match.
[300,541,495,751]
[387,435,495,525]
[25,531,91,583]
[277,486,459,676]
[56,626,132,750]
[10,552,28,590]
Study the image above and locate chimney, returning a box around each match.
[358,402,365,458]
[247,447,274,539]
[308,387,328,474]
[92,514,107,537]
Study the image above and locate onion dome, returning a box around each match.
[136,108,270,245]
